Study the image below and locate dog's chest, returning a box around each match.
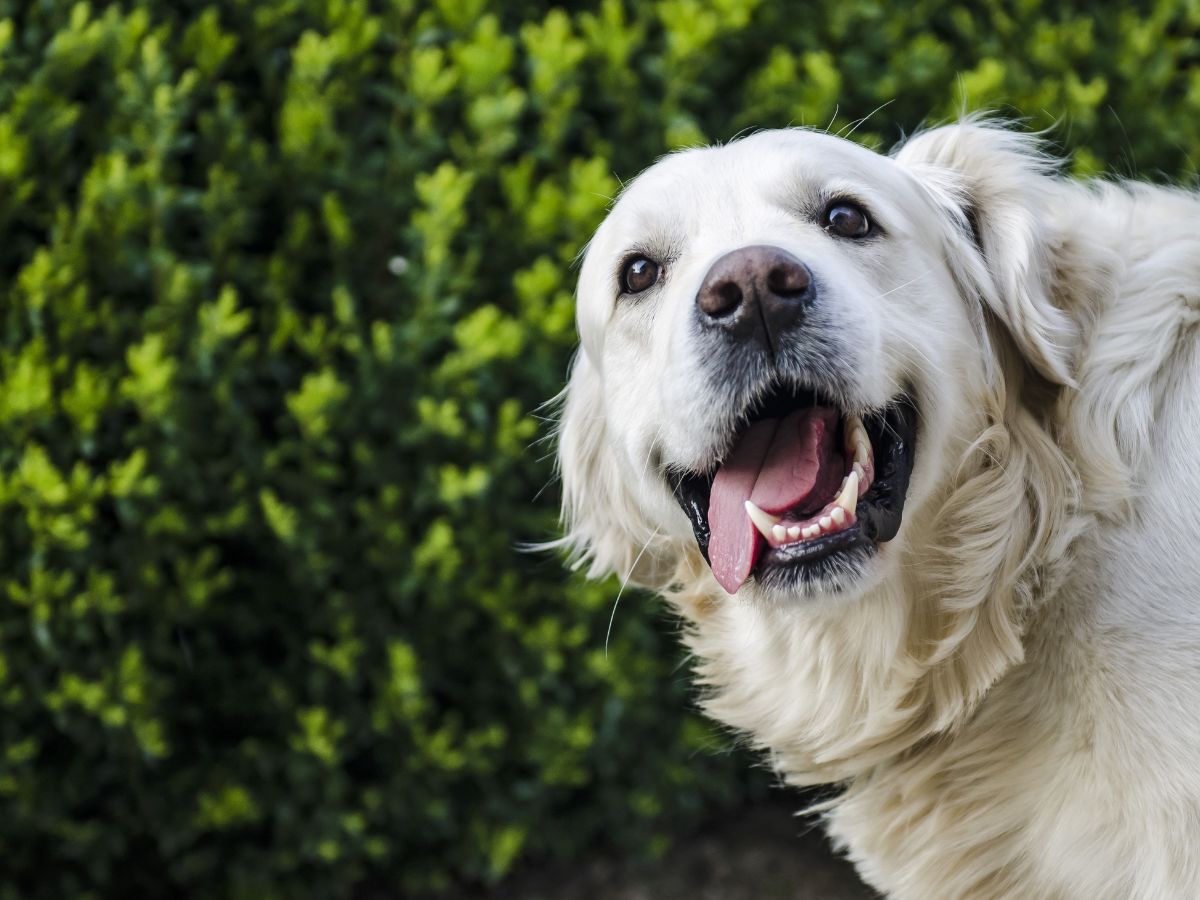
[824,607,1200,900]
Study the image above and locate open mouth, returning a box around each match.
[670,384,918,594]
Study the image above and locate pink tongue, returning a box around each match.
[707,408,839,594]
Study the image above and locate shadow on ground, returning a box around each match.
[462,797,880,900]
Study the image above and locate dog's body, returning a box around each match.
[555,122,1200,898]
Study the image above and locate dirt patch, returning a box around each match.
[459,798,879,900]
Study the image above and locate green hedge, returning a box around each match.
[0,1,1198,897]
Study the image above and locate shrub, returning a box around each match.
[0,0,1197,897]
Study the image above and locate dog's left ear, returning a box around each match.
[893,121,1077,386]
[553,351,672,586]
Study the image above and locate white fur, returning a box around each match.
[555,120,1200,898]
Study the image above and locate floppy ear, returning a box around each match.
[892,121,1078,386]
[554,351,671,585]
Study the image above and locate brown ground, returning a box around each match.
[458,798,879,900]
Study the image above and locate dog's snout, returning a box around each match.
[695,246,813,348]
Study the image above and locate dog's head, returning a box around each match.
[558,122,1079,610]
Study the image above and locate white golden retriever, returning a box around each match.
[554,121,1200,899]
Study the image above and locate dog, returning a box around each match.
[553,120,1200,899]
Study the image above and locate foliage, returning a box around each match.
[0,0,1197,896]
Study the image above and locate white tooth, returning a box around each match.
[831,506,846,525]
[854,438,870,465]
[802,524,820,539]
[744,500,780,539]
[772,524,788,541]
[787,526,802,539]
[820,516,833,530]
[837,470,859,516]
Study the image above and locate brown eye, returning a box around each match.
[825,202,871,238]
[621,256,661,293]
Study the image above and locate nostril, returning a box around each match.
[699,280,743,318]
[715,282,743,315]
[766,262,811,297]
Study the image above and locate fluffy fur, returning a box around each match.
[555,120,1200,899]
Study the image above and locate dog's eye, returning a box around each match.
[824,202,871,239]
[621,256,661,294]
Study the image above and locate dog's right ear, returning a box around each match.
[554,351,665,584]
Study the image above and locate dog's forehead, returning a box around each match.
[611,130,908,222]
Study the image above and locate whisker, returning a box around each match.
[875,270,932,300]
[607,528,661,658]
[885,331,954,382]
[640,426,665,483]
[824,104,841,133]
[839,99,896,141]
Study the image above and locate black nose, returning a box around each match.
[695,245,814,350]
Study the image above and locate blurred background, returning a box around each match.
[0,0,1198,897]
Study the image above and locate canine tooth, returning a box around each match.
[772,524,788,541]
[802,524,820,539]
[788,526,802,539]
[854,437,870,465]
[820,516,833,530]
[831,507,846,525]
[837,470,859,516]
[846,417,864,439]
[744,500,780,539]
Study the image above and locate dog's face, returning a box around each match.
[559,125,1076,604]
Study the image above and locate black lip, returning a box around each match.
[671,470,713,559]
[855,397,918,544]
[669,394,918,587]
[761,522,871,566]
[757,526,876,591]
